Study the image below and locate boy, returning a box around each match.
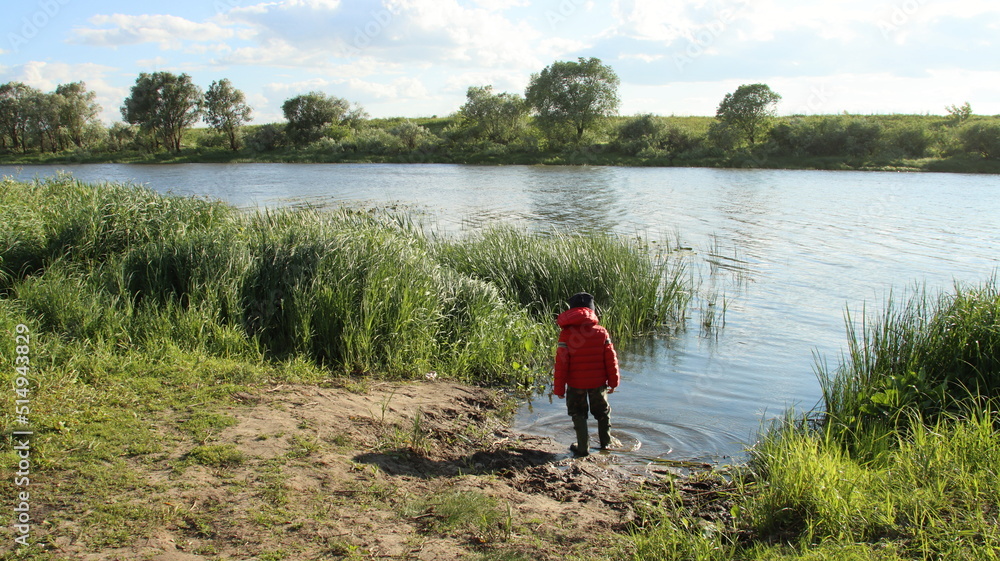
[553,292,620,457]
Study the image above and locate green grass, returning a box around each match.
[434,226,690,342]
[627,407,1000,560]
[187,444,246,467]
[406,489,514,543]
[819,280,1000,444]
[1,176,689,389]
[625,279,1000,560]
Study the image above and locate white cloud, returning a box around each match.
[606,0,780,47]
[469,0,530,10]
[134,56,172,69]
[5,61,126,123]
[619,53,664,63]
[222,0,561,70]
[265,77,337,95]
[609,0,705,44]
[186,43,234,55]
[348,76,428,100]
[265,74,428,101]
[71,14,235,49]
[442,70,529,95]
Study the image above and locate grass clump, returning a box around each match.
[408,489,514,543]
[0,173,233,285]
[240,209,446,376]
[820,279,1000,442]
[187,444,246,467]
[435,225,690,341]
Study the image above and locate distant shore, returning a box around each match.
[4,147,999,174]
[3,113,999,174]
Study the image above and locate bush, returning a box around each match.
[615,114,666,155]
[308,137,343,155]
[196,132,231,149]
[889,125,932,158]
[767,117,883,158]
[244,123,286,153]
[349,127,405,155]
[390,120,438,151]
[662,125,703,155]
[707,121,740,152]
[960,121,1000,159]
[105,122,138,152]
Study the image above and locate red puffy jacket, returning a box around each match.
[553,307,620,397]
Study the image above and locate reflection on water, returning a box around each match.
[4,163,999,463]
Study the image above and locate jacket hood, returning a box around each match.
[557,307,599,328]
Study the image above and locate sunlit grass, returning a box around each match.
[1,175,690,387]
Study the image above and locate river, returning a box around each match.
[4,163,998,464]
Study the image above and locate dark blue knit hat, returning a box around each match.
[568,292,595,311]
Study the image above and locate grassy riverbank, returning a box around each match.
[0,176,690,557]
[3,114,999,174]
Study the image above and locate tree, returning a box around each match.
[24,90,61,152]
[107,122,138,152]
[946,102,973,126]
[204,79,253,151]
[715,83,781,146]
[342,102,369,129]
[121,72,203,153]
[282,92,351,145]
[55,82,101,148]
[0,82,39,152]
[459,85,529,144]
[525,57,620,143]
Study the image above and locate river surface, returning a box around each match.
[4,163,998,464]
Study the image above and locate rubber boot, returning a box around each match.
[598,417,611,450]
[570,415,589,457]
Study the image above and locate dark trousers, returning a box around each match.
[565,386,611,421]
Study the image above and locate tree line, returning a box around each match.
[0,81,101,153]
[2,58,998,166]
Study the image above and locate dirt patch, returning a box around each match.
[32,379,687,560]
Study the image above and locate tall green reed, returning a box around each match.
[122,225,251,324]
[237,208,549,383]
[434,225,690,342]
[2,177,690,388]
[433,268,548,386]
[0,174,233,285]
[819,279,1000,438]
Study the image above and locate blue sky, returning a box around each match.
[2,0,998,124]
